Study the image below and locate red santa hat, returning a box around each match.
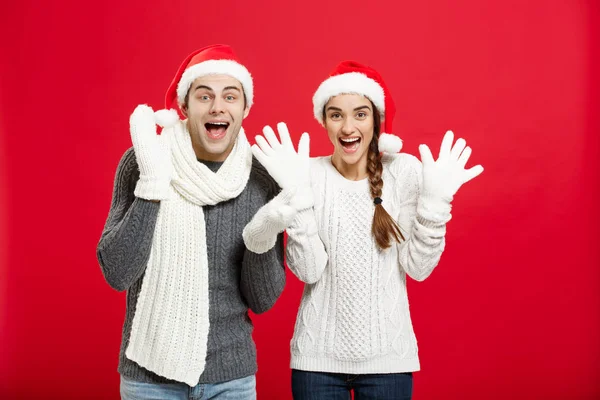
[312,61,402,153]
[156,44,254,126]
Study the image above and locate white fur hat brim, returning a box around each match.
[176,59,253,108]
[312,72,385,125]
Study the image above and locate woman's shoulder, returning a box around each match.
[382,152,422,178]
[381,153,423,200]
[308,156,331,179]
[309,156,330,168]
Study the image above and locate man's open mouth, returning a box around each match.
[205,122,230,139]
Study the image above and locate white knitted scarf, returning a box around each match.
[125,121,252,386]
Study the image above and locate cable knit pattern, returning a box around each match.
[97,149,160,292]
[97,147,284,385]
[285,153,452,374]
[125,121,253,386]
[334,190,375,361]
[123,121,253,386]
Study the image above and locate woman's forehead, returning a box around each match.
[326,93,372,109]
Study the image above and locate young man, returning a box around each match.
[97,44,285,400]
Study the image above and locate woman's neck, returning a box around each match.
[331,153,369,181]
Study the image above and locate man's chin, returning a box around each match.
[197,140,235,161]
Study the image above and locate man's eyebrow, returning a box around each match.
[193,85,214,92]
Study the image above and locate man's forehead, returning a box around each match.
[192,74,243,90]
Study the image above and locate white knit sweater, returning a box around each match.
[285,153,452,374]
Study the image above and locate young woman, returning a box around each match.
[243,61,483,399]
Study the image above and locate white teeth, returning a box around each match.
[340,137,360,143]
[210,122,228,125]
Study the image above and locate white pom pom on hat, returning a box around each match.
[378,133,403,153]
[154,109,180,128]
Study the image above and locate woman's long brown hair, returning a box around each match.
[367,106,405,249]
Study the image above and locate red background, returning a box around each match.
[1,0,599,399]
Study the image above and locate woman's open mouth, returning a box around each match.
[339,136,361,153]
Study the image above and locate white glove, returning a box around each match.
[243,190,298,254]
[251,122,313,210]
[418,130,484,203]
[129,104,174,201]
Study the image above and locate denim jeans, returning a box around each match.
[291,369,413,400]
[120,374,256,400]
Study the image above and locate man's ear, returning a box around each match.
[180,104,189,118]
[242,106,250,119]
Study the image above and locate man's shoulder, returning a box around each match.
[249,156,276,184]
[118,146,138,170]
[248,156,279,197]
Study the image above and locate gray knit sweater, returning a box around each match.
[97,147,285,385]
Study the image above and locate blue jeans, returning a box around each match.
[120,375,256,400]
[291,369,413,400]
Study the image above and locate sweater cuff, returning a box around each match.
[417,194,452,228]
[243,234,278,255]
[243,191,296,254]
[134,175,171,201]
[243,185,316,254]
[278,185,314,211]
[243,212,291,254]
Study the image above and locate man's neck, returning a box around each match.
[191,137,234,162]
